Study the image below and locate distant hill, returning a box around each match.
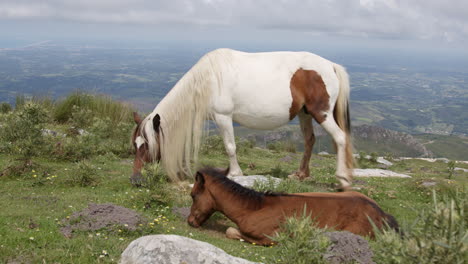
[0,43,466,135]
[235,124,466,160]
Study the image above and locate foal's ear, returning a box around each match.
[196,171,205,185]
[133,112,142,125]
[153,114,161,133]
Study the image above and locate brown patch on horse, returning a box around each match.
[289,68,330,123]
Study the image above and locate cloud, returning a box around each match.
[0,0,467,42]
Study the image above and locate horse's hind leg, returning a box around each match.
[319,116,352,190]
[289,112,315,180]
[214,114,243,177]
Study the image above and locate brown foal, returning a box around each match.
[188,167,399,246]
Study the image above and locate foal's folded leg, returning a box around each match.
[225,227,275,246]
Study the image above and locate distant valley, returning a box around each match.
[0,42,467,157]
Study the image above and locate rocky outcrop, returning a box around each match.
[120,235,258,264]
[353,125,432,157]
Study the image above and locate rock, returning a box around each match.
[230,175,282,188]
[318,151,330,155]
[279,155,295,163]
[324,231,375,264]
[353,169,411,178]
[454,167,468,173]
[120,235,258,264]
[376,157,393,166]
[421,181,437,187]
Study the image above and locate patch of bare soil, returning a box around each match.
[60,203,145,238]
[324,231,375,264]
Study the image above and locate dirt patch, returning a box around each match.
[60,203,145,238]
[324,231,375,264]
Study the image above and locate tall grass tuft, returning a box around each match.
[267,207,330,264]
[53,92,135,125]
[372,190,467,264]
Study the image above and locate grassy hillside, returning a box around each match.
[0,94,466,263]
[414,134,468,160]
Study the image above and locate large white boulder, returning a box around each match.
[230,175,282,188]
[353,169,411,178]
[120,235,258,264]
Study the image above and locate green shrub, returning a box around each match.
[267,140,297,153]
[201,135,225,154]
[0,102,12,114]
[70,105,94,128]
[267,208,330,264]
[372,191,467,264]
[141,163,169,190]
[0,102,49,156]
[69,160,98,187]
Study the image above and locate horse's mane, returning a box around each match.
[200,167,286,209]
[139,49,233,181]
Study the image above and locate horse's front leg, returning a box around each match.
[226,227,275,246]
[289,112,315,180]
[213,114,243,177]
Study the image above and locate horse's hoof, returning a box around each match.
[226,227,242,240]
[288,172,308,181]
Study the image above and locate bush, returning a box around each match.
[372,190,467,264]
[69,160,98,187]
[141,163,169,190]
[0,102,12,114]
[267,208,330,264]
[267,140,297,153]
[0,102,49,156]
[201,135,225,154]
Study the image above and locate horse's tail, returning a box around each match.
[332,63,354,172]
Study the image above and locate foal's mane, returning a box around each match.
[200,167,286,209]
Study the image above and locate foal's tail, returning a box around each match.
[333,63,354,172]
[385,213,402,235]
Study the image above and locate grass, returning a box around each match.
[1,144,466,263]
[0,93,466,263]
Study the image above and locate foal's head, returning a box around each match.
[130,112,161,186]
[187,168,228,227]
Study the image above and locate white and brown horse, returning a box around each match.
[131,49,353,188]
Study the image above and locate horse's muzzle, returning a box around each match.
[187,216,200,228]
[130,172,144,187]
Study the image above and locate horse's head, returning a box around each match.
[187,169,223,227]
[130,112,161,186]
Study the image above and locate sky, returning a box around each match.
[0,0,467,53]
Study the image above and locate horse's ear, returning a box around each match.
[196,171,205,185]
[153,114,160,133]
[133,112,142,125]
